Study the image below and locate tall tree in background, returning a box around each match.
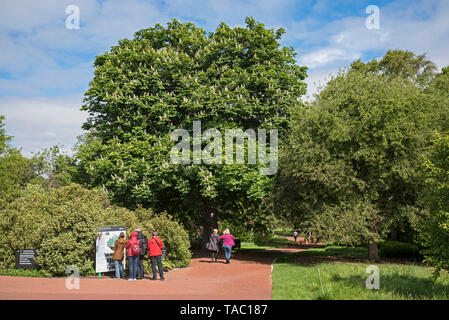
[79,18,307,242]
[274,50,448,261]
[350,49,437,84]
[0,116,34,208]
[420,131,449,277]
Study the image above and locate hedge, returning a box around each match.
[379,240,422,259]
[0,184,191,275]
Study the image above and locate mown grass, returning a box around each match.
[0,268,52,278]
[271,247,449,300]
[240,234,297,252]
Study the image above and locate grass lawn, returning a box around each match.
[272,247,449,300]
[0,268,51,278]
[240,234,297,252]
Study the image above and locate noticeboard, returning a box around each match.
[95,226,126,273]
[15,249,38,269]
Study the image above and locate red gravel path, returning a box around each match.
[0,243,320,300]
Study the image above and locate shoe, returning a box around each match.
[128,279,133,281]
[160,277,165,281]
[150,277,157,280]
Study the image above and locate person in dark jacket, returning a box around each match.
[147,231,164,280]
[110,232,126,279]
[135,228,148,280]
[206,229,219,262]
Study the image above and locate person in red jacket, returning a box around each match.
[148,231,164,280]
[125,231,140,281]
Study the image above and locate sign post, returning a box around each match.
[15,249,38,269]
[95,226,126,275]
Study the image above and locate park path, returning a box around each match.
[0,239,318,300]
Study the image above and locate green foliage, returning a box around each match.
[78,17,307,240]
[272,259,449,300]
[0,267,52,278]
[0,116,36,209]
[379,240,422,259]
[420,131,449,276]
[0,184,190,275]
[30,145,81,188]
[350,49,437,84]
[274,51,448,254]
[137,210,192,269]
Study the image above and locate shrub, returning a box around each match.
[0,184,191,275]
[379,240,422,259]
[217,219,253,242]
[135,208,191,270]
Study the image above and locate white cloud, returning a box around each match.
[0,95,87,157]
[299,48,361,69]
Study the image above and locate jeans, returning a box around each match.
[151,255,164,279]
[224,245,232,261]
[114,259,124,279]
[127,256,139,279]
[137,255,145,278]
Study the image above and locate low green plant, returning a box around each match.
[0,184,191,276]
[379,240,422,259]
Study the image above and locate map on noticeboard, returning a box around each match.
[95,226,126,273]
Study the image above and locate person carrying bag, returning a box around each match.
[147,231,165,280]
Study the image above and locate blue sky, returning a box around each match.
[1,0,448,156]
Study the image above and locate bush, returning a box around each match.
[134,209,191,270]
[379,240,422,259]
[0,184,191,275]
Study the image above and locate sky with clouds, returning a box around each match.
[1,0,448,157]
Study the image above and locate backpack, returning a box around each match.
[139,235,148,256]
[131,240,140,256]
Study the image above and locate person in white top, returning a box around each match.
[293,231,298,242]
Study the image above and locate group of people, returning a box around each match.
[206,228,235,264]
[110,228,165,281]
[110,227,236,281]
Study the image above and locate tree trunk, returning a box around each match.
[202,206,218,250]
[368,242,379,262]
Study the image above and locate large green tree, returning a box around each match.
[420,131,449,276]
[0,116,35,208]
[79,18,307,242]
[274,52,448,260]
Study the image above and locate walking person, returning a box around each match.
[125,231,140,281]
[219,229,235,264]
[135,228,148,280]
[110,232,126,279]
[206,229,220,263]
[293,231,298,242]
[148,231,165,280]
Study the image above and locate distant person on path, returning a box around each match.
[219,229,235,264]
[110,232,126,279]
[206,229,220,263]
[135,228,148,280]
[125,231,140,281]
[293,231,298,242]
[148,231,165,280]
